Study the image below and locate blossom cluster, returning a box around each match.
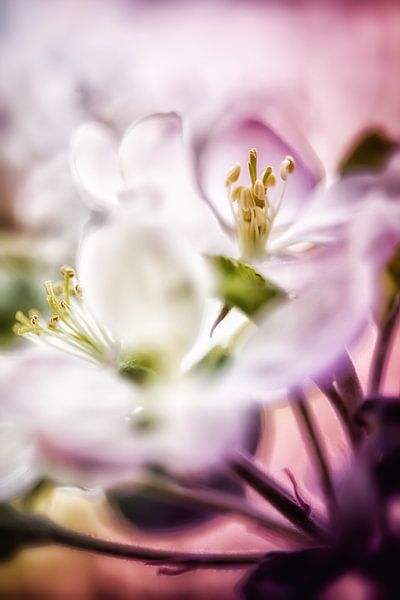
[0,4,399,593]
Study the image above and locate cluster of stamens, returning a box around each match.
[13,265,116,365]
[225,149,295,260]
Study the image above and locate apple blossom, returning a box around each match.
[3,201,379,498]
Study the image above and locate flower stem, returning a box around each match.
[143,479,308,544]
[229,451,330,543]
[1,505,264,571]
[318,382,363,447]
[369,293,400,395]
[291,392,338,523]
[334,351,364,413]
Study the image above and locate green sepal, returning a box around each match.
[209,255,284,318]
[339,130,398,175]
[193,344,231,376]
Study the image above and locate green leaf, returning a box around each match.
[339,130,398,175]
[210,255,284,318]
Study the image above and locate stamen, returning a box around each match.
[13,266,116,365]
[224,148,295,259]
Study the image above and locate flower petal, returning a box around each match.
[70,122,123,211]
[78,213,210,363]
[0,423,38,501]
[230,243,376,395]
[1,348,249,486]
[119,112,232,255]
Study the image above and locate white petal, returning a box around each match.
[70,123,123,211]
[0,422,38,501]
[78,213,209,363]
[232,243,375,394]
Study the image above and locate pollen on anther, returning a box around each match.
[60,265,75,278]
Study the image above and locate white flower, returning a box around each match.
[2,205,379,497]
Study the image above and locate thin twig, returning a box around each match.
[230,451,330,543]
[291,391,338,523]
[369,293,400,395]
[143,480,308,544]
[317,382,363,447]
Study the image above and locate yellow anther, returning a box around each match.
[225,162,241,187]
[280,155,296,181]
[231,184,244,202]
[59,300,69,311]
[30,314,40,326]
[262,166,273,185]
[254,206,266,227]
[265,173,276,188]
[15,311,31,326]
[242,210,252,223]
[253,179,265,201]
[60,265,75,278]
[48,315,60,329]
[74,283,83,297]
[240,187,255,211]
[12,324,23,335]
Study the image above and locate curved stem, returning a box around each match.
[0,505,264,571]
[369,293,400,395]
[51,524,264,570]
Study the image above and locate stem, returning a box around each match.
[52,524,264,570]
[369,293,400,395]
[291,392,338,522]
[334,350,363,413]
[1,506,264,571]
[230,451,330,543]
[318,382,363,447]
[143,479,308,544]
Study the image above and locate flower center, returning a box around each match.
[13,265,117,365]
[225,149,295,260]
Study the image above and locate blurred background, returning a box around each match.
[0,0,399,598]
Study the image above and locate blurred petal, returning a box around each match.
[119,112,232,255]
[119,112,183,188]
[1,348,249,486]
[78,212,209,363]
[70,122,123,210]
[232,243,375,395]
[0,423,38,501]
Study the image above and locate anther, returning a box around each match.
[231,184,244,202]
[265,173,276,187]
[253,179,265,201]
[48,315,59,329]
[279,155,295,181]
[30,314,40,326]
[262,166,273,185]
[240,187,254,211]
[225,163,241,187]
[60,265,75,278]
